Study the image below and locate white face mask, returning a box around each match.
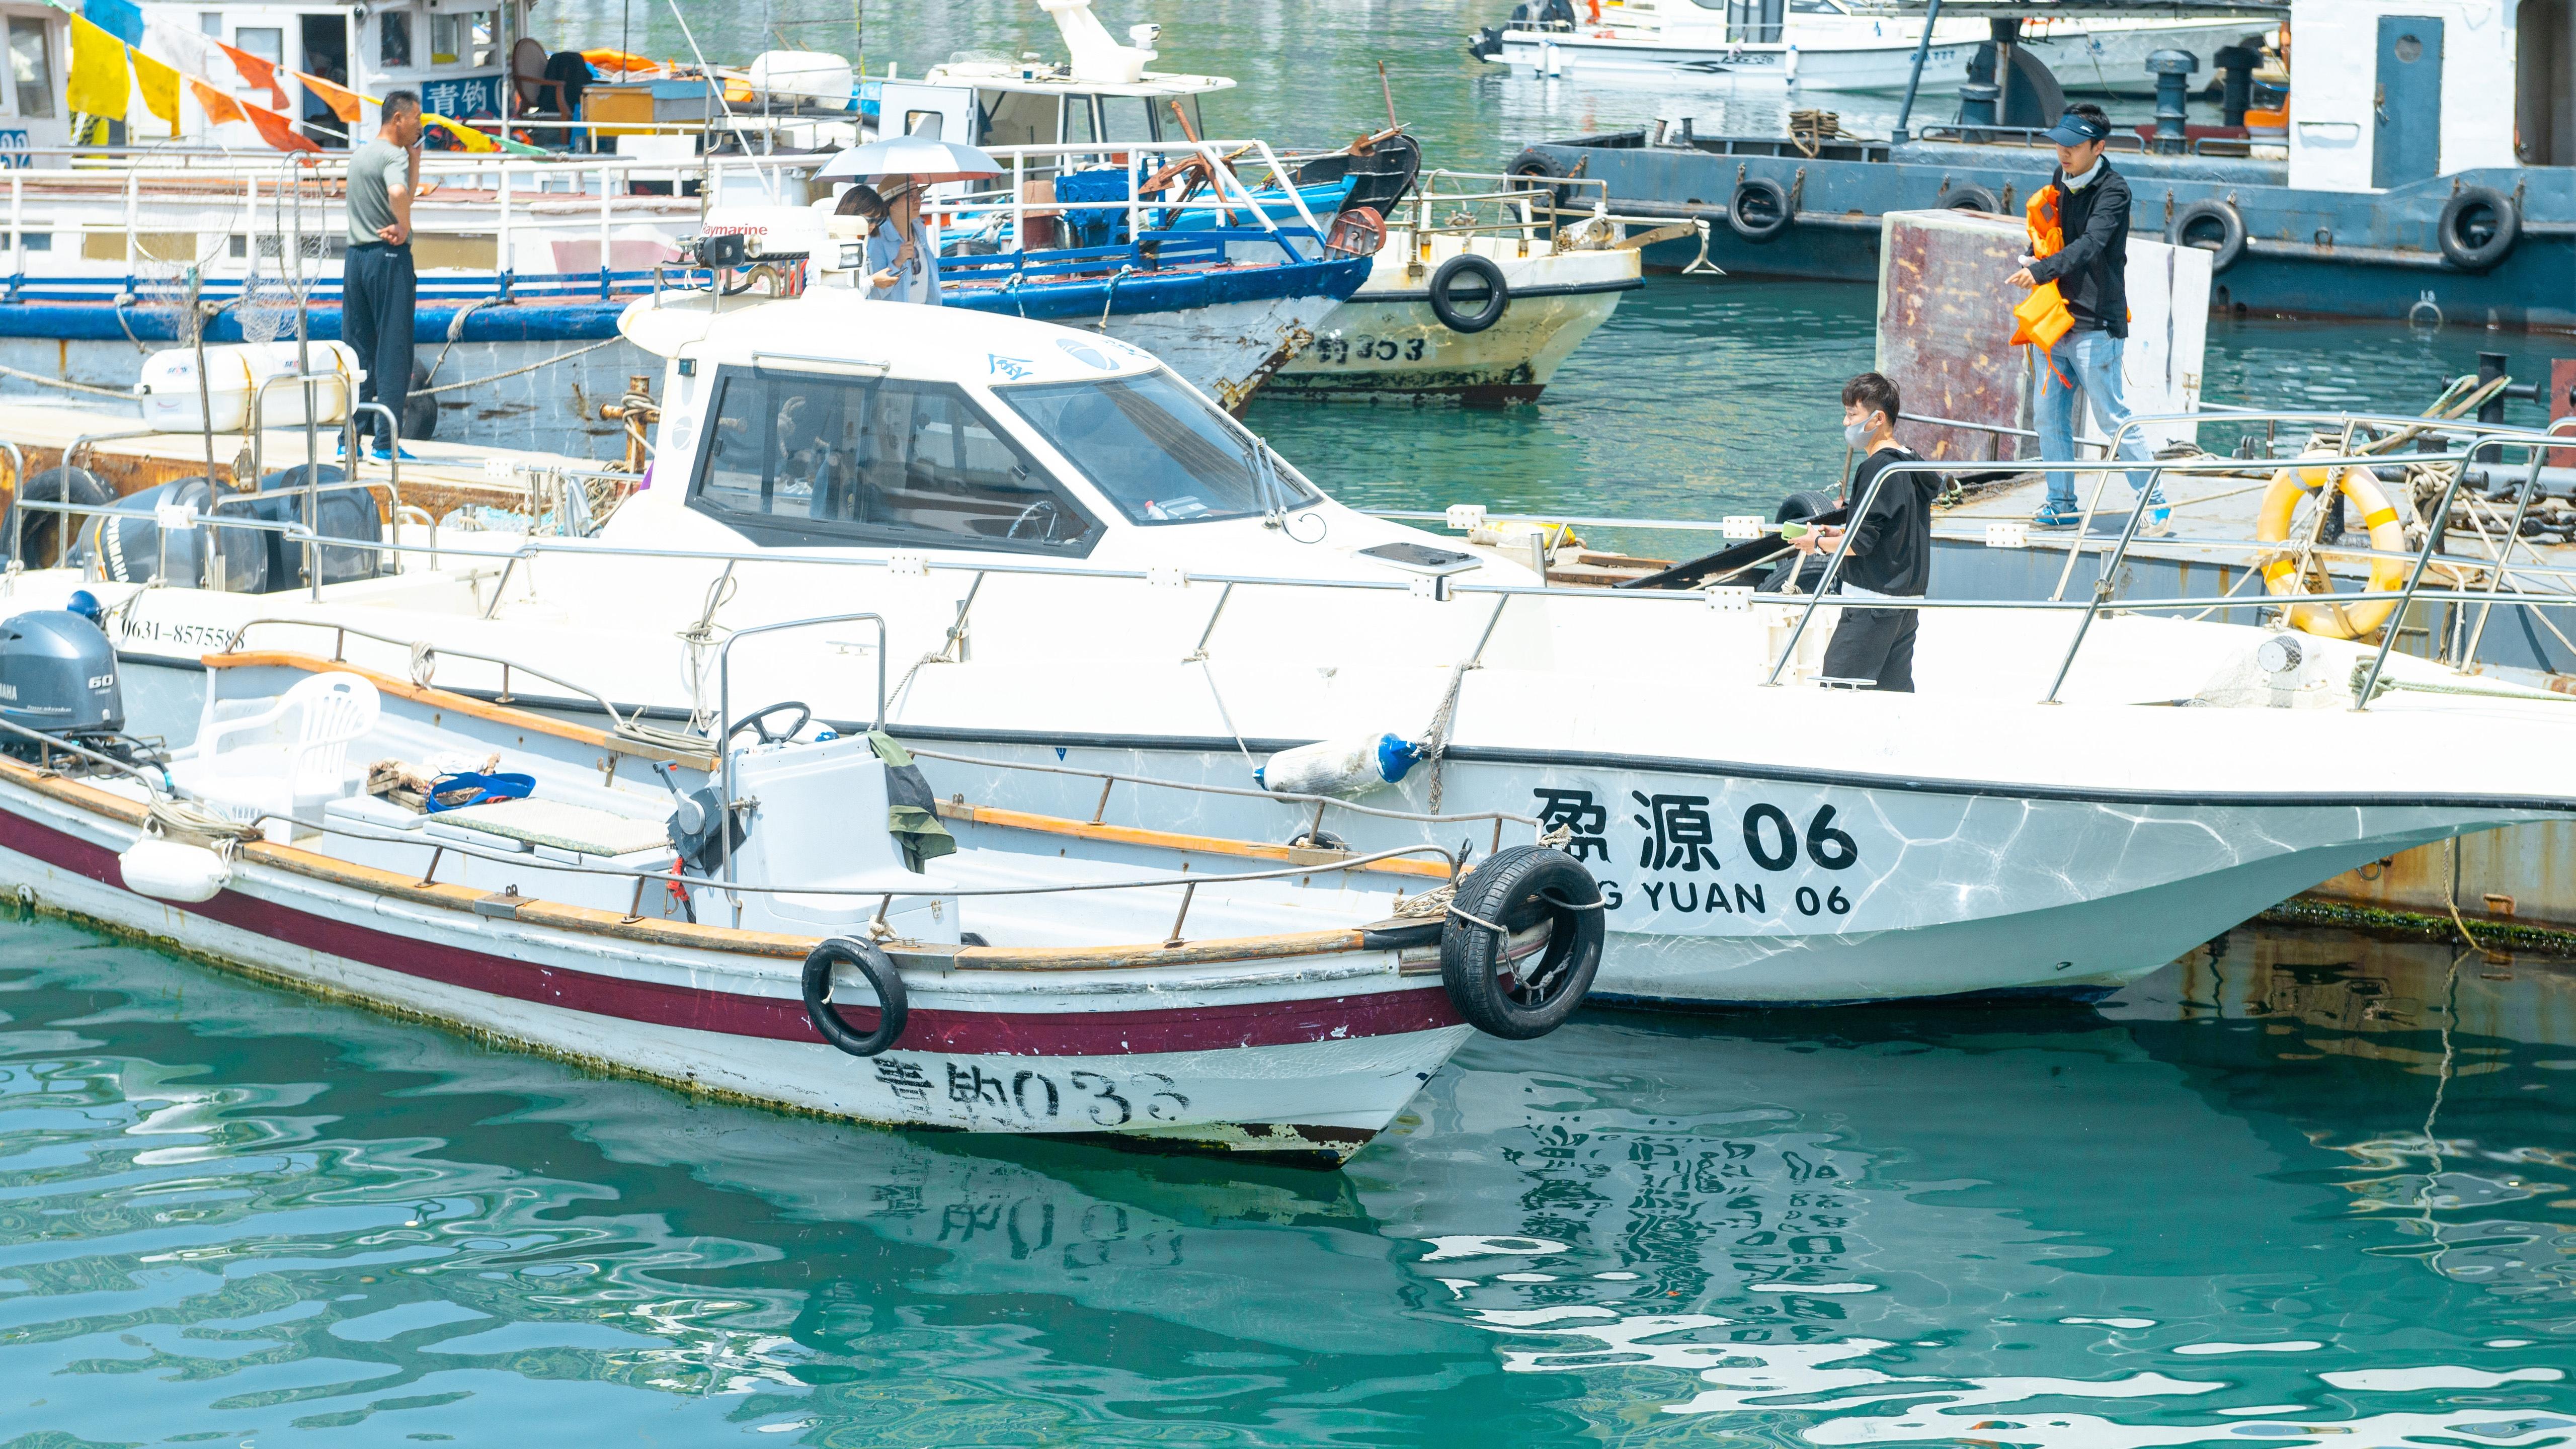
[1844,418,1878,449]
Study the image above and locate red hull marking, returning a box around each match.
[0,803,1462,1054]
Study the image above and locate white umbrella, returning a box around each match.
[816,133,1005,186]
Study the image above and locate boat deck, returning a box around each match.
[0,400,611,523]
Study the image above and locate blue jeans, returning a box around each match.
[2037,329,2158,512]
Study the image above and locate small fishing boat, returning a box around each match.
[0,619,1602,1164]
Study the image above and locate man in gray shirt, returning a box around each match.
[344,90,423,458]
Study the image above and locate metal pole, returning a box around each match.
[1890,0,1943,143]
[2354,453,2477,711]
[2459,443,2549,668]
[2042,457,2174,703]
[1763,459,1908,685]
[189,265,223,592]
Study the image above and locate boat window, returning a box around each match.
[430,10,495,67]
[379,11,412,68]
[1063,95,1096,143]
[981,88,1056,146]
[997,369,1319,526]
[7,19,52,120]
[1172,94,1203,140]
[689,368,1100,555]
[1100,95,1155,142]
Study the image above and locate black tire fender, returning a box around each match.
[802,936,909,1057]
[2168,197,2247,273]
[1728,176,1793,243]
[5,465,109,569]
[402,359,438,440]
[1943,184,2002,215]
[2438,186,2519,272]
[1438,844,1605,1040]
[1506,146,1575,210]
[1774,488,1838,524]
[1428,253,1510,335]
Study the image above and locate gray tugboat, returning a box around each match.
[1505,0,2575,330]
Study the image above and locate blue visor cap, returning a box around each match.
[2043,110,2111,147]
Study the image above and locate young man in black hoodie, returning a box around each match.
[2006,104,2167,533]
[1791,373,1930,692]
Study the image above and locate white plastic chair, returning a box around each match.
[173,672,382,826]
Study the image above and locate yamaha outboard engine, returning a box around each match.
[0,608,143,767]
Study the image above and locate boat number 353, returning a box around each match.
[1311,336,1429,365]
[1532,789,1861,919]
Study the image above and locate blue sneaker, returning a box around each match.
[369,444,418,462]
[2032,501,2082,529]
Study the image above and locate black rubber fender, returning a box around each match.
[4,465,109,569]
[2438,186,2519,272]
[802,936,909,1057]
[1774,488,1838,524]
[1438,845,1604,1040]
[1506,146,1576,210]
[403,359,438,440]
[2168,197,2247,273]
[1428,253,1510,335]
[1727,176,1793,243]
[1942,184,2002,215]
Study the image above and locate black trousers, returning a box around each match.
[343,241,415,449]
[1820,606,1919,692]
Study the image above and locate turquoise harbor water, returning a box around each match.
[8,5,2575,1443]
[3,919,2570,1444]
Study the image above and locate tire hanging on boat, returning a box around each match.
[1943,185,2003,216]
[802,936,909,1056]
[2438,186,2520,272]
[1727,177,1792,243]
[1428,253,1510,334]
[1438,844,1604,1040]
[2168,197,2247,273]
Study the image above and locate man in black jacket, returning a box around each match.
[1791,373,1931,692]
[2007,104,2167,533]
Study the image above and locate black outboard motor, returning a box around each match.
[0,608,126,762]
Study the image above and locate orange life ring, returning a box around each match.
[2255,452,2410,639]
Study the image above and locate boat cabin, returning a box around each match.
[105,0,577,147]
[900,0,1231,152]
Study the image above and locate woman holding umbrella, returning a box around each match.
[819,122,1005,308]
[837,184,940,306]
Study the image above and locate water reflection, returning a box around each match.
[1,918,2567,1444]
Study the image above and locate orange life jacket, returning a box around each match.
[2009,184,2076,355]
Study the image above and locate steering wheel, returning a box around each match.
[728,700,813,746]
[1006,499,1059,541]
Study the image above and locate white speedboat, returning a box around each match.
[1472,0,2275,96]
[0,630,1601,1164]
[8,292,2571,1010]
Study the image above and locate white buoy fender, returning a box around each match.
[1255,734,1424,799]
[119,837,231,903]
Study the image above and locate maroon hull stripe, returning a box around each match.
[0,802,1462,1055]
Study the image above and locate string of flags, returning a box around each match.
[53,0,542,156]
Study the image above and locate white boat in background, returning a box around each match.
[1267,174,1647,406]
[0,638,1602,1165]
[1470,0,2278,96]
[13,293,2576,1011]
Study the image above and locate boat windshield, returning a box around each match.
[996,369,1320,526]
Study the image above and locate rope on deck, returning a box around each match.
[0,361,149,400]
[412,337,626,398]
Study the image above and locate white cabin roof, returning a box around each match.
[919,61,1235,101]
[618,289,1162,389]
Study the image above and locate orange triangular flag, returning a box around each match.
[214,38,288,108]
[291,69,363,124]
[244,99,321,154]
[187,75,245,127]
